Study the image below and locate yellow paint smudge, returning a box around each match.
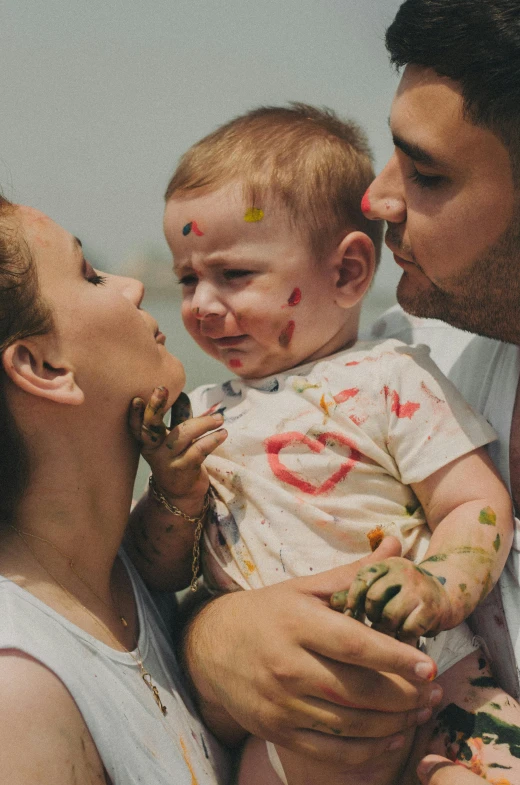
[244,207,264,222]
[479,506,497,526]
[243,558,256,574]
[180,736,199,785]
[319,394,333,417]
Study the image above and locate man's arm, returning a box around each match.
[183,537,444,762]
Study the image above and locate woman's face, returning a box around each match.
[18,206,185,409]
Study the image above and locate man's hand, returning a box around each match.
[331,556,451,643]
[184,537,443,764]
[417,756,486,784]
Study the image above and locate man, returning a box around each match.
[147,1,520,782]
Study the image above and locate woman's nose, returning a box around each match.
[117,275,145,308]
[361,155,407,224]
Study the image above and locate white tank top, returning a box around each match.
[0,550,230,785]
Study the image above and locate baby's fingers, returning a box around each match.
[347,563,390,619]
[169,391,193,429]
[141,387,169,448]
[165,413,225,457]
[173,428,228,474]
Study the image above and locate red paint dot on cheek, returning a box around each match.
[287,287,301,306]
[360,191,371,214]
[229,359,242,368]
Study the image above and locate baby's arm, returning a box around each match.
[126,387,227,590]
[402,648,520,784]
[334,447,513,641]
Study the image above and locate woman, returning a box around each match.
[0,197,230,784]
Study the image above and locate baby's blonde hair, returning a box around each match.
[165,103,382,263]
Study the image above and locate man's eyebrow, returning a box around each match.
[392,132,449,169]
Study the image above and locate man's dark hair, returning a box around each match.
[386,0,520,156]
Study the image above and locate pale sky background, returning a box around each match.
[1,0,406,491]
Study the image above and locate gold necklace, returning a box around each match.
[9,525,168,716]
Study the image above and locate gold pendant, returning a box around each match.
[142,671,168,716]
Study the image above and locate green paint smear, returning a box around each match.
[489,763,512,769]
[493,533,501,552]
[421,554,448,563]
[459,583,467,592]
[436,703,520,759]
[490,702,502,711]
[292,380,321,393]
[405,502,421,516]
[479,506,497,526]
[469,676,499,688]
[436,575,447,585]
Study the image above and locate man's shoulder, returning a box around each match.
[366,305,507,378]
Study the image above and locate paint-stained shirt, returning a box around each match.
[190,339,497,590]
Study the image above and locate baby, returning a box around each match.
[138,105,520,784]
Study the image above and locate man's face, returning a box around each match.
[366,65,520,344]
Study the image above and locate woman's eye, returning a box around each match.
[223,269,251,280]
[409,169,445,189]
[85,261,107,286]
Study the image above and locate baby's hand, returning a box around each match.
[330,556,451,644]
[128,387,227,503]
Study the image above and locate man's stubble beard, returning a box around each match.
[395,212,520,346]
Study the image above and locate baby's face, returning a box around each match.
[164,183,353,379]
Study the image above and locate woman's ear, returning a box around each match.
[2,339,84,405]
[332,231,376,308]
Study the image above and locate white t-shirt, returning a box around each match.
[190,338,496,592]
[367,308,520,697]
[0,550,230,785]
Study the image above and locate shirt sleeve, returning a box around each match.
[380,343,497,485]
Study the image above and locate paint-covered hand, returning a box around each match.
[331,556,451,643]
[184,537,444,759]
[128,387,227,503]
[417,756,485,784]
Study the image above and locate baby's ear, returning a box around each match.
[332,231,375,308]
[2,339,84,405]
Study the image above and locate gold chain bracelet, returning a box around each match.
[148,476,211,591]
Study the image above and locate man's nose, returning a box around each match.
[361,154,407,224]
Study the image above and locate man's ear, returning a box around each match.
[332,231,376,308]
[2,340,84,405]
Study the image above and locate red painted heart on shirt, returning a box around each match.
[264,430,360,496]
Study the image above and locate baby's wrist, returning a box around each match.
[148,475,211,520]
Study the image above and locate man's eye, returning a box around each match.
[223,269,251,280]
[178,274,198,286]
[409,169,445,189]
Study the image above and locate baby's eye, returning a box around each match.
[178,274,198,286]
[223,269,252,280]
[84,260,107,286]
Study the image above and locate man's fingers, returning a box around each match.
[281,727,408,768]
[417,756,481,784]
[297,601,438,684]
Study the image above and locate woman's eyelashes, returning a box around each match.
[84,260,108,286]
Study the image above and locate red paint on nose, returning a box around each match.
[287,287,301,306]
[360,191,371,214]
[229,359,242,368]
